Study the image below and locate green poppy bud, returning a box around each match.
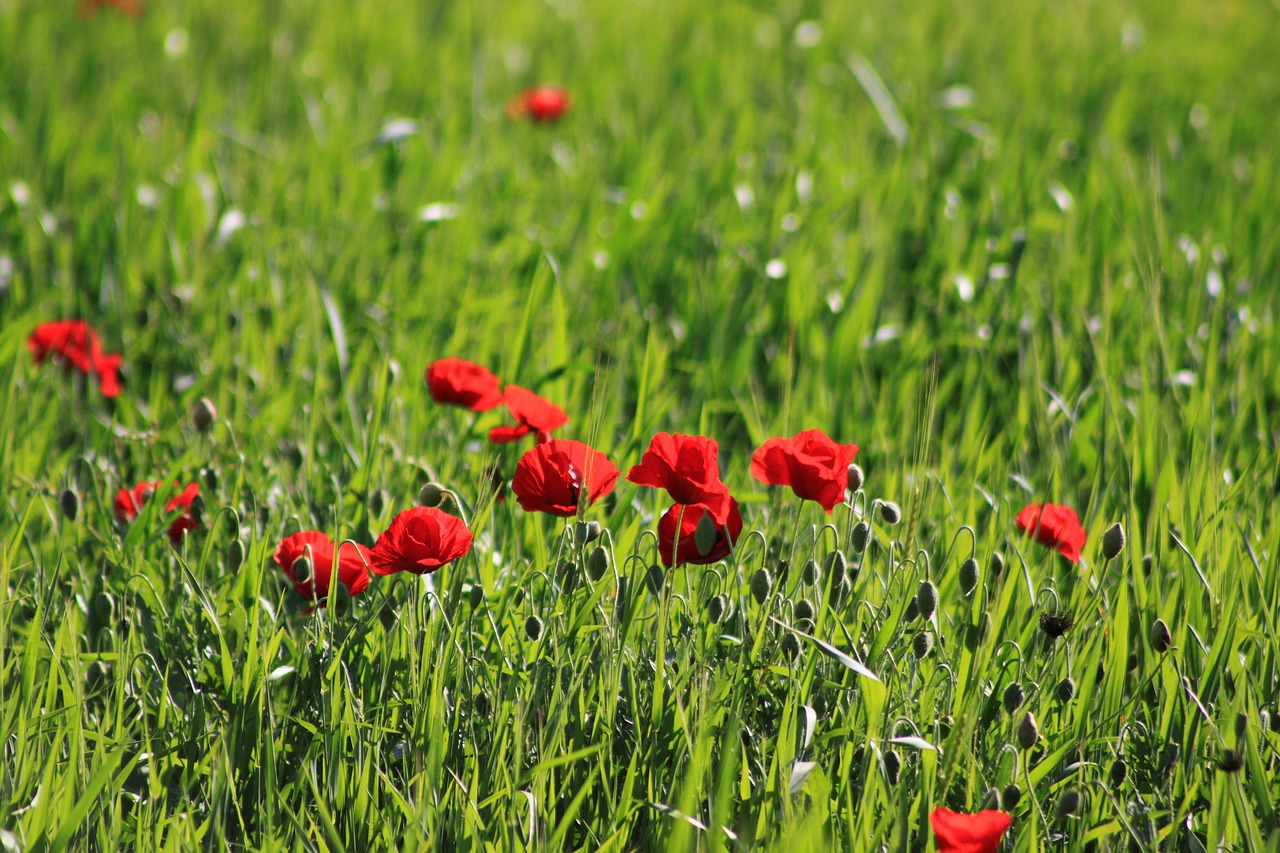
[291,555,313,585]
[1001,783,1022,809]
[192,397,217,433]
[958,557,979,595]
[883,749,901,785]
[823,550,847,584]
[879,501,902,525]
[794,598,815,625]
[1102,522,1126,560]
[587,546,610,581]
[227,538,245,572]
[915,580,938,621]
[847,464,864,494]
[781,632,802,661]
[802,559,820,586]
[1054,789,1080,820]
[1003,682,1024,715]
[59,488,79,521]
[706,594,726,624]
[850,521,871,553]
[417,482,445,508]
[912,631,934,659]
[369,488,388,516]
[1016,711,1039,750]
[1217,748,1244,774]
[750,568,772,605]
[329,581,353,614]
[524,615,543,641]
[1150,618,1172,653]
[694,514,717,557]
[468,584,485,609]
[645,564,666,597]
[1055,676,1076,703]
[904,596,919,622]
[990,550,1005,578]
[1109,757,1127,788]
[378,602,399,631]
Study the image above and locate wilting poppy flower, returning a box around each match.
[80,0,143,18]
[750,428,859,513]
[1016,502,1086,563]
[627,432,733,524]
[273,531,372,603]
[488,385,569,444]
[369,506,473,575]
[426,357,504,411]
[28,320,123,397]
[506,86,572,122]
[113,481,201,545]
[511,438,619,517]
[658,499,743,567]
[930,808,1012,853]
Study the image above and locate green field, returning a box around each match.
[3,0,1280,849]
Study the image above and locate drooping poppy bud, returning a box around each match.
[1102,522,1126,560]
[192,397,217,432]
[1150,618,1172,653]
[587,546,611,581]
[883,749,901,785]
[1055,676,1076,703]
[850,521,871,552]
[781,632,801,661]
[1016,711,1039,750]
[879,501,902,525]
[524,615,543,641]
[794,598,815,624]
[1003,682,1024,715]
[847,463,864,494]
[912,631,934,659]
[59,488,80,521]
[1001,783,1022,809]
[1054,789,1080,820]
[750,568,773,605]
[916,580,938,621]
[417,482,446,508]
[1109,758,1127,788]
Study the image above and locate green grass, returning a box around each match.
[2,0,1280,848]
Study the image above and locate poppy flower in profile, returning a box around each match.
[113,481,201,545]
[750,428,859,513]
[28,320,123,398]
[1016,502,1086,563]
[658,499,743,567]
[930,807,1012,853]
[488,385,569,444]
[627,433,733,524]
[273,531,372,603]
[506,86,572,122]
[369,507,473,576]
[511,439,619,517]
[426,357,504,411]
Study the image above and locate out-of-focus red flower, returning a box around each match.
[369,507,473,575]
[1016,502,1086,563]
[930,808,1013,853]
[273,531,372,603]
[113,481,201,546]
[27,319,123,397]
[749,428,858,513]
[658,499,743,567]
[79,0,143,18]
[426,357,504,411]
[627,433,733,524]
[506,86,572,122]
[511,438,619,517]
[488,385,569,444]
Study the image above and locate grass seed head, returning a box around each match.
[1102,522,1126,560]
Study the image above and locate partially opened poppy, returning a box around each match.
[28,319,123,398]
[273,531,372,603]
[426,357,504,411]
[488,385,569,444]
[369,506,473,575]
[511,439,619,517]
[113,480,201,546]
[750,428,859,513]
[930,807,1012,853]
[627,433,733,524]
[1016,502,1086,563]
[658,499,743,567]
[507,86,572,122]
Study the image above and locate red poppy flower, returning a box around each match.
[273,531,372,603]
[930,808,1012,853]
[627,432,733,524]
[27,319,123,398]
[506,86,572,122]
[1016,502,1086,563]
[749,428,859,513]
[658,499,743,567]
[488,385,569,444]
[511,439,619,517]
[369,507,473,576]
[113,481,201,546]
[426,357,504,411]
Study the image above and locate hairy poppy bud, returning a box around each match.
[883,749,901,785]
[1150,618,1172,653]
[93,591,115,622]
[192,397,217,433]
[645,564,666,597]
[524,615,543,641]
[202,466,219,490]
[1016,711,1039,750]
[227,538,245,572]
[291,555,313,585]
[958,557,979,595]
[1142,553,1153,575]
[1002,783,1022,809]
[1109,757,1127,788]
[781,631,802,661]
[573,520,602,548]
[329,581,353,614]
[1217,748,1244,774]
[750,568,773,605]
[981,788,1002,811]
[706,594,726,624]
[794,598,815,625]
[1162,742,1180,769]
[417,482,445,508]
[468,584,485,609]
[1003,682,1024,714]
[912,631,934,659]
[694,513,717,557]
[824,550,847,584]
[59,488,79,521]
[378,602,399,631]
[904,596,920,622]
[558,560,580,594]
[990,550,1005,578]
[1235,712,1249,743]
[850,521,871,553]
[587,546,610,581]
[1055,790,1080,820]
[828,576,851,607]
[847,463,864,494]
[802,559,820,586]
[614,577,631,621]
[1055,676,1076,703]
[915,580,938,622]
[879,501,902,525]
[1102,522,1126,560]
[369,488,388,516]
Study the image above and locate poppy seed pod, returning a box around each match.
[192,397,217,433]
[524,615,543,641]
[915,580,938,622]
[587,546,610,581]
[1055,790,1081,821]
[750,568,773,605]
[1055,676,1076,703]
[879,501,902,525]
[883,749,901,785]
[291,555,313,585]
[1016,711,1039,750]
[693,513,718,557]
[417,482,446,508]
[468,584,485,609]
[823,550,847,584]
[1109,757,1127,788]
[912,631,934,659]
[958,557,979,595]
[847,463,864,494]
[227,538,245,572]
[59,488,79,521]
[706,594,726,624]
[1003,682,1024,714]
[1102,522,1126,560]
[1001,783,1022,809]
[794,598,815,624]
[802,559,820,586]
[781,631,802,661]
[850,521,871,553]
[1150,618,1173,653]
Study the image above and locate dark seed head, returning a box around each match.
[1217,749,1244,774]
[1039,610,1075,639]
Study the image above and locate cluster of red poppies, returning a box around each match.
[28,320,124,398]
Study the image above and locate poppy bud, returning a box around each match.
[750,568,773,605]
[912,631,934,659]
[828,576,851,608]
[227,538,245,572]
[879,501,902,525]
[524,615,543,641]
[1055,676,1076,703]
[847,463,864,494]
[706,594,726,624]
[417,482,445,508]
[1001,783,1022,809]
[781,631,802,661]
[937,714,954,740]
[587,546,610,581]
[823,550,847,584]
[1055,789,1080,821]
[192,397,217,433]
[904,596,919,622]
[291,555,313,585]
[915,580,938,622]
[958,557,979,595]
[1102,522,1126,560]
[850,521,871,553]
[369,488,388,516]
[614,577,631,621]
[801,559,820,586]
[329,581,353,615]
[1217,748,1244,774]
[59,488,79,521]
[473,692,490,718]
[468,584,485,609]
[558,560,580,594]
[694,513,718,557]
[202,467,218,490]
[981,787,1002,811]
[1016,711,1039,750]
[1142,553,1153,575]
[1235,712,1249,743]
[573,520,600,548]
[1109,757,1127,788]
[1162,742,1180,769]
[645,564,666,597]
[1150,618,1172,653]
[990,550,1005,578]
[883,749,901,785]
[93,591,115,622]
[1003,682,1024,714]
[378,602,399,631]
[794,598,815,625]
